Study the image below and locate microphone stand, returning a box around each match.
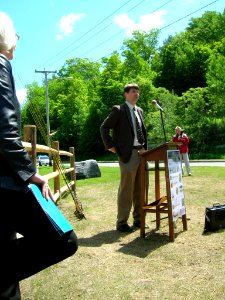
[160,110,167,143]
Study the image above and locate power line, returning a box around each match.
[42,0,174,68]
[161,0,220,30]
[16,0,146,89]
[38,0,135,68]
[82,0,175,57]
[17,0,222,87]
[92,0,221,62]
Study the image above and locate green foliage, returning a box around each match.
[176,87,225,156]
[21,10,225,160]
[58,57,101,82]
[154,33,211,95]
[121,30,158,82]
[146,87,179,146]
[78,104,105,159]
[22,82,46,144]
[98,53,124,117]
[122,29,159,63]
[186,10,225,46]
[50,77,89,151]
[206,52,225,117]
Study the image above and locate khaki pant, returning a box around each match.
[117,149,141,227]
[181,152,191,175]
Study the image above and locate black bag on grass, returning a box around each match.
[204,203,225,232]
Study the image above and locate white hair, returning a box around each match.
[0,11,17,52]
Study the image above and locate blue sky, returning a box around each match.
[1,0,224,103]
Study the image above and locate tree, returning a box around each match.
[98,52,124,118]
[154,10,225,96]
[22,82,46,144]
[186,10,225,47]
[122,29,159,63]
[176,87,213,155]
[48,77,88,152]
[206,51,225,118]
[146,87,179,146]
[21,11,225,159]
[154,33,211,95]
[121,30,158,82]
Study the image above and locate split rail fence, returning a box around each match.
[22,125,76,202]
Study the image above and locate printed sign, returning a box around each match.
[167,150,186,221]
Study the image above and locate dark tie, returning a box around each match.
[133,108,144,145]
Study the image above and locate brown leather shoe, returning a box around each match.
[116,224,134,233]
[133,220,149,229]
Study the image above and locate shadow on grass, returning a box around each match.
[78,228,185,258]
[78,230,125,247]
[116,229,186,258]
[202,228,225,235]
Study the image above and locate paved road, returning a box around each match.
[61,160,225,168]
[98,160,225,167]
[188,160,225,167]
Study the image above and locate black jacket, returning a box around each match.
[100,102,147,163]
[0,54,35,190]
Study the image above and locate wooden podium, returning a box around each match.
[139,142,187,242]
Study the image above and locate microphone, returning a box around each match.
[152,99,164,112]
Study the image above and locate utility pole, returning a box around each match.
[35,69,57,149]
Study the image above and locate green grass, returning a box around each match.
[21,166,225,300]
[37,165,73,191]
[37,165,53,176]
[76,166,120,187]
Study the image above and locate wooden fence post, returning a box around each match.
[52,141,61,197]
[69,147,75,185]
[24,125,37,170]
[23,125,76,202]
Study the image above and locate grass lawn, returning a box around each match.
[21,166,225,300]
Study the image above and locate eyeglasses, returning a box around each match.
[16,33,20,41]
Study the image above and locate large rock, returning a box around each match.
[75,159,101,180]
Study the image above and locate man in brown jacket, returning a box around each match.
[100,83,148,232]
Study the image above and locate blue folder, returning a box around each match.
[30,183,73,235]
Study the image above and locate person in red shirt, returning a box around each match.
[172,126,192,176]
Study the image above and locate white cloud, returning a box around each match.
[56,34,63,41]
[16,88,27,104]
[114,10,167,36]
[56,13,86,40]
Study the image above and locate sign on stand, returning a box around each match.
[167,150,186,221]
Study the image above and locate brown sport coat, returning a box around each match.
[100,102,147,163]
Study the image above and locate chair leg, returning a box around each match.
[140,211,146,238]
[168,217,175,242]
[182,214,187,230]
[156,207,160,230]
